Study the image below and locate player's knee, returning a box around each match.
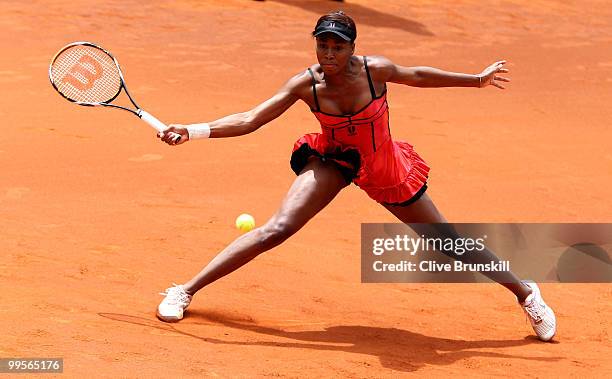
[258,219,299,249]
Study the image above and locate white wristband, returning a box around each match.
[186,123,211,139]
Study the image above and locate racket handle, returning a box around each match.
[139,109,181,143]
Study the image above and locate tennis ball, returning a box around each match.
[235,213,255,233]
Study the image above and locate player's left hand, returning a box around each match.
[478,60,510,89]
[158,125,189,146]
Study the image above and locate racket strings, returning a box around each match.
[50,45,122,104]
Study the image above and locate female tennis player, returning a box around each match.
[156,11,556,341]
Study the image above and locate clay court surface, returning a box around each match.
[1,0,611,377]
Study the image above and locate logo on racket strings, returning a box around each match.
[63,55,102,90]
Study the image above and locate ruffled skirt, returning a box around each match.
[290,133,430,205]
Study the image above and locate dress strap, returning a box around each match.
[363,56,377,100]
[307,68,321,112]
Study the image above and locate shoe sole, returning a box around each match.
[156,310,183,323]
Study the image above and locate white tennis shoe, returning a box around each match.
[157,284,192,322]
[519,281,556,341]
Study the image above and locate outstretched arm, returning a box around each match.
[158,72,307,145]
[373,56,510,89]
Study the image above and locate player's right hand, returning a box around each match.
[158,125,189,146]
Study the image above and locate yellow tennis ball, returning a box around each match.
[235,213,255,232]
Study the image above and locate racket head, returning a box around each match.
[49,41,125,106]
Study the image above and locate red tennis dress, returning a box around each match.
[290,56,430,206]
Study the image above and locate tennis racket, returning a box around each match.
[49,41,180,142]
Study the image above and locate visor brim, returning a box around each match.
[313,30,352,42]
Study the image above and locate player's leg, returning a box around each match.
[157,157,348,321]
[382,193,532,301]
[382,193,556,340]
[182,158,348,293]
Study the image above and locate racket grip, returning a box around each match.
[139,109,181,143]
[138,109,167,132]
